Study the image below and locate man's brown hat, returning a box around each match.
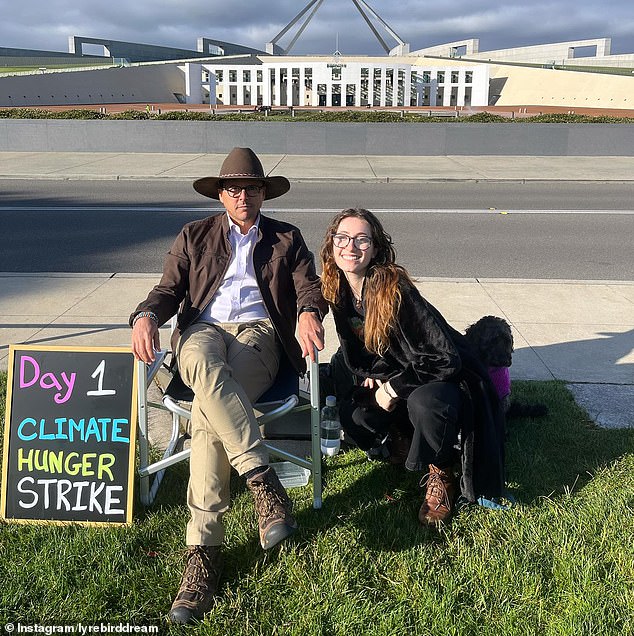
[193,147,291,200]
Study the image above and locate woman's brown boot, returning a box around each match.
[418,464,456,525]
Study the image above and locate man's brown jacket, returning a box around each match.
[130,212,327,374]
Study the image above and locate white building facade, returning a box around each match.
[189,57,489,108]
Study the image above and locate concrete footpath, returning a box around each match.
[0,151,632,429]
[1,151,634,182]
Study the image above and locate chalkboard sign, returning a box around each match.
[1,346,138,525]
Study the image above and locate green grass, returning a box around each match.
[1,373,633,634]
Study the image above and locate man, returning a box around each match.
[130,147,326,625]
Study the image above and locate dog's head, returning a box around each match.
[464,315,514,367]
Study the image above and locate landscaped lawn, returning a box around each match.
[1,373,633,635]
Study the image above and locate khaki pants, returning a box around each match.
[176,320,280,546]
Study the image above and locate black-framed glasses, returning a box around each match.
[332,233,373,250]
[223,184,264,198]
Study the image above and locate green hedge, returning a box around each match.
[0,107,633,123]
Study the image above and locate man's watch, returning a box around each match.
[299,306,322,320]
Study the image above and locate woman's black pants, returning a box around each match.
[340,381,463,472]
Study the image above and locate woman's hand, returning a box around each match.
[375,380,398,412]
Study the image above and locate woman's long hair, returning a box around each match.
[320,208,413,355]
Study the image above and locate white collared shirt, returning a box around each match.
[197,213,268,323]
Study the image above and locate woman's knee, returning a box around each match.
[407,382,462,423]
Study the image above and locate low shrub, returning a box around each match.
[523,113,634,123]
[461,111,510,123]
[155,110,216,120]
[108,110,152,120]
[48,109,107,119]
[1,107,633,124]
[0,108,56,119]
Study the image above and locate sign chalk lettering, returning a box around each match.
[1,346,138,526]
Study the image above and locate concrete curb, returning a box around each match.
[2,174,634,184]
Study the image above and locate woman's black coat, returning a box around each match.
[331,278,506,502]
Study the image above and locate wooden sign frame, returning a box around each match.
[1,345,138,526]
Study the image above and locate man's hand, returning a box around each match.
[131,317,161,364]
[298,311,324,362]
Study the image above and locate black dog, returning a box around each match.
[464,315,548,418]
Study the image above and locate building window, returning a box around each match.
[422,71,431,83]
[361,67,369,79]
[397,69,405,106]
[410,72,419,106]
[373,69,382,106]
[243,70,251,83]
[317,83,327,106]
[385,69,394,104]
[360,78,369,106]
[331,66,341,80]
[229,69,237,82]
[451,71,459,84]
[216,70,223,82]
[257,69,263,82]
[305,67,312,89]
[465,71,473,84]
[437,71,445,84]
[332,83,341,106]
[346,83,356,106]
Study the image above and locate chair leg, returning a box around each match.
[308,356,322,509]
[137,359,152,506]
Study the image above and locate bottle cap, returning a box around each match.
[325,395,336,407]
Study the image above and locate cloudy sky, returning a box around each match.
[2,0,634,56]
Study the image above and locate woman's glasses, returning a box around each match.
[332,233,373,250]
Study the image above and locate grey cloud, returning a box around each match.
[1,0,633,56]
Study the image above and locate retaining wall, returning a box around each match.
[1,120,633,155]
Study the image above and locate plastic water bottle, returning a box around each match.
[320,395,341,456]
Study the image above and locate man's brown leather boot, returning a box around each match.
[168,545,222,625]
[246,466,298,550]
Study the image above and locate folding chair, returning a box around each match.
[136,340,322,509]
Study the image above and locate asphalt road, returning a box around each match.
[1,180,633,279]
[4,179,634,210]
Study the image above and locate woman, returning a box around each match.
[320,208,505,525]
